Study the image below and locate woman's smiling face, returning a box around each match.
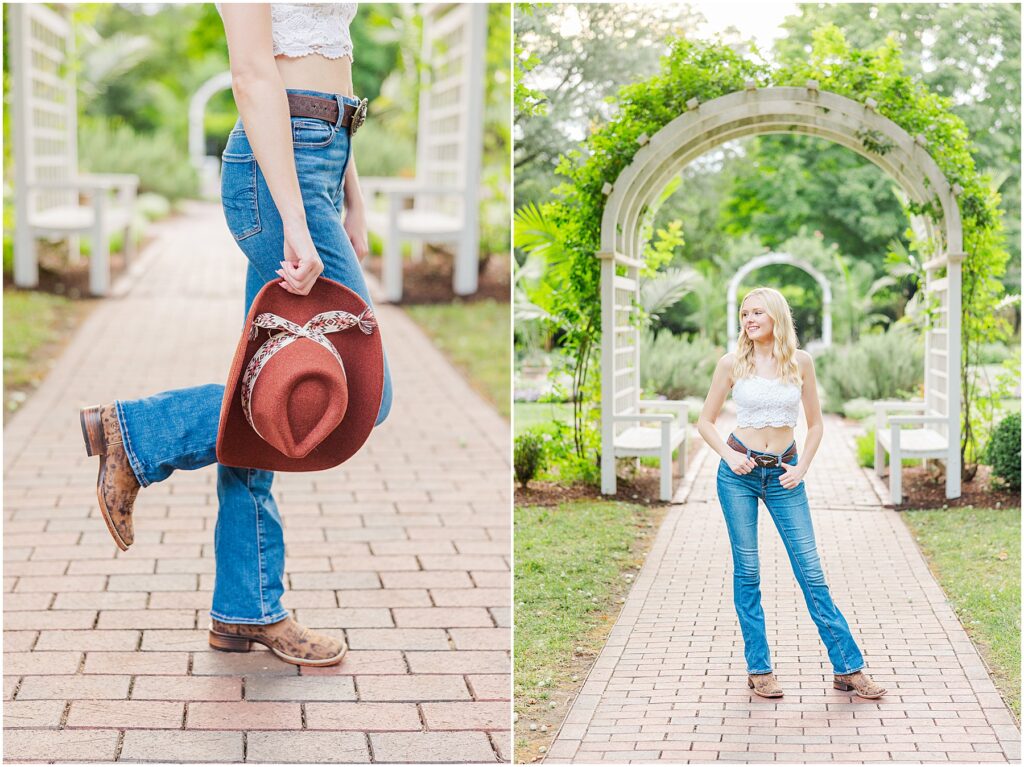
[740,296,775,342]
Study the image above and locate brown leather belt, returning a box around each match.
[727,434,797,467]
[287,93,368,135]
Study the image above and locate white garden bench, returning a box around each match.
[361,3,487,303]
[873,255,962,505]
[612,400,689,502]
[599,251,690,501]
[9,3,138,297]
[874,401,951,504]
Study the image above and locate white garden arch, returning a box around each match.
[189,71,233,198]
[599,84,963,502]
[726,252,833,349]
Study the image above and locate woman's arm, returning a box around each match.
[220,4,322,295]
[342,153,369,261]
[697,354,755,474]
[780,350,823,489]
[798,350,825,466]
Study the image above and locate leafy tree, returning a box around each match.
[514,3,709,208]
[774,3,1021,289]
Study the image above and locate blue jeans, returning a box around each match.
[716,433,864,675]
[115,90,393,625]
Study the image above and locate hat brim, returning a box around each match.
[216,277,384,472]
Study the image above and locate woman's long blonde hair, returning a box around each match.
[731,286,803,386]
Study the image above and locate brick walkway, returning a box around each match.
[545,415,1020,763]
[3,202,510,763]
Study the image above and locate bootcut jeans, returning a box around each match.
[115,90,393,625]
[716,433,864,675]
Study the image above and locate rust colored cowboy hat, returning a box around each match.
[216,276,384,472]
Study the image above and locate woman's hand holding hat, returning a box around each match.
[278,222,324,296]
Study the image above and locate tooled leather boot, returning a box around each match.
[80,404,139,551]
[747,672,784,698]
[209,615,347,667]
[834,670,887,699]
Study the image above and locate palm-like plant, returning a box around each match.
[833,250,895,342]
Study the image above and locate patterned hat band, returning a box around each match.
[240,307,376,439]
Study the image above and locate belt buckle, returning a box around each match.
[350,98,368,135]
[753,453,778,468]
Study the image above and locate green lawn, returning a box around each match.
[514,401,574,436]
[901,507,1020,719]
[4,289,92,419]
[404,299,510,418]
[515,500,663,759]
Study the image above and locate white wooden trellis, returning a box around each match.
[362,2,488,302]
[726,252,833,351]
[10,3,139,297]
[598,85,963,503]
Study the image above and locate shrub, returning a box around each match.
[817,327,923,413]
[514,430,546,488]
[640,331,720,400]
[841,398,875,421]
[984,412,1021,489]
[78,119,199,202]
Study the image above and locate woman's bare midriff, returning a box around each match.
[276,53,355,97]
[732,425,795,454]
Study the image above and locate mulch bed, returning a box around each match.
[516,468,664,508]
[894,464,1020,511]
[364,247,510,304]
[2,237,150,297]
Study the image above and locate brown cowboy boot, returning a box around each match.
[80,404,139,551]
[747,672,784,698]
[834,670,887,699]
[209,615,347,667]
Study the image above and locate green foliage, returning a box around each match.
[722,135,911,269]
[776,4,1021,287]
[984,412,1021,490]
[514,430,547,488]
[513,4,710,209]
[840,398,875,421]
[78,118,198,201]
[533,29,1010,478]
[640,331,720,400]
[817,327,925,413]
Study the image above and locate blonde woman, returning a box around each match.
[696,287,886,699]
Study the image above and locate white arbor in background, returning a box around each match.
[189,71,233,200]
[727,252,833,354]
[598,85,963,504]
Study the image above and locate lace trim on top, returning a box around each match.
[732,375,801,428]
[215,3,357,62]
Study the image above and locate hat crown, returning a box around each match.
[250,338,349,459]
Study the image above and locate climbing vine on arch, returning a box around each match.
[540,26,1010,478]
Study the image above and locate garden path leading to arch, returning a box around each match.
[2,202,510,763]
[544,414,1019,763]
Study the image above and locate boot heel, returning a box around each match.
[834,680,854,691]
[80,406,106,457]
[209,631,251,653]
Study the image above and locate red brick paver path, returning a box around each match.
[545,415,1019,763]
[3,202,511,763]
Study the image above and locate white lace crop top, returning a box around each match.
[732,376,802,428]
[214,3,357,61]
